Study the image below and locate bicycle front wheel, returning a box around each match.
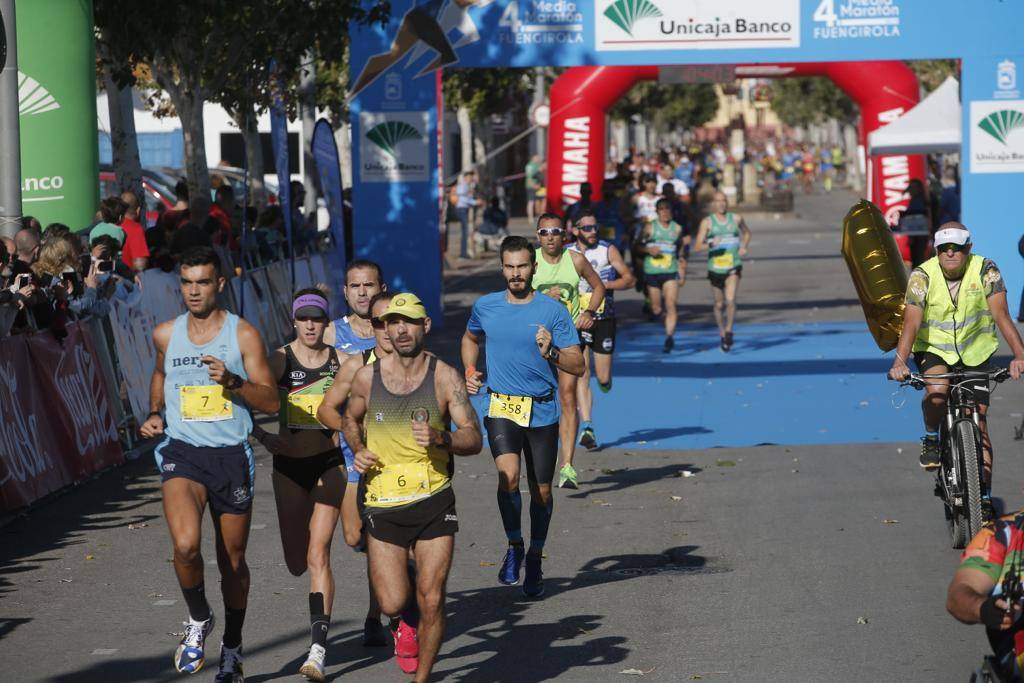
[955,419,985,539]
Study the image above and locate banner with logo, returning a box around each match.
[311,118,348,283]
[16,0,97,229]
[0,323,122,514]
[269,59,294,288]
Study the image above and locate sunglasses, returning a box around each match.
[936,243,966,254]
[537,228,564,237]
[371,319,386,329]
[577,224,598,232]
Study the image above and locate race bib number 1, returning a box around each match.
[286,394,324,429]
[180,385,233,422]
[488,393,532,427]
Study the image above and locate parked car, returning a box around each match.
[98,165,176,226]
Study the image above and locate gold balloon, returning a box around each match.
[841,199,908,351]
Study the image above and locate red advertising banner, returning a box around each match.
[0,323,123,514]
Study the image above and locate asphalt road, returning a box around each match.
[4,187,1024,682]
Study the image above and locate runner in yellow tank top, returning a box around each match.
[342,293,482,681]
[532,213,606,490]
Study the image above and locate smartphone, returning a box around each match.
[80,253,92,276]
[14,274,30,289]
[62,271,83,297]
[97,259,114,273]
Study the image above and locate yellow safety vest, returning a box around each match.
[912,254,998,365]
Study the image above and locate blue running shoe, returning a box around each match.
[522,553,545,599]
[498,544,525,585]
[174,612,215,674]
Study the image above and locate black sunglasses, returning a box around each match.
[936,243,966,254]
[537,228,564,236]
[371,319,386,329]
[576,224,598,232]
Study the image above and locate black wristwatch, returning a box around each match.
[441,431,453,452]
[545,346,560,362]
[147,410,163,421]
[581,309,595,318]
[225,373,244,391]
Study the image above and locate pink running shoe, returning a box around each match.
[391,618,418,674]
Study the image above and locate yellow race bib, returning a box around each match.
[580,292,605,315]
[367,463,431,505]
[286,394,324,430]
[650,253,672,269]
[180,385,233,422]
[712,252,735,270]
[488,392,532,428]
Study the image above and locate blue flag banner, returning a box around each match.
[311,118,348,316]
[269,59,294,289]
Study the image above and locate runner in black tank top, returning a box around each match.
[254,288,346,681]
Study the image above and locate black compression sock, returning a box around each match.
[181,582,211,622]
[309,592,329,648]
[223,606,246,649]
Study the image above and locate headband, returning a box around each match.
[292,293,329,318]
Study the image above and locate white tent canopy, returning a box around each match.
[868,76,961,156]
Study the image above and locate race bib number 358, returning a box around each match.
[180,385,233,422]
[488,393,532,427]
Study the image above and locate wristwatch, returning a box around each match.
[225,373,244,391]
[441,431,453,451]
[545,346,561,362]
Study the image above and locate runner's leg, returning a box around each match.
[593,347,613,386]
[307,468,344,649]
[711,284,726,336]
[411,535,455,682]
[647,284,663,318]
[367,537,413,620]
[662,279,679,338]
[577,349,594,424]
[557,368,579,470]
[723,273,739,334]
[271,470,313,576]
[212,508,253,649]
[494,452,523,542]
[163,478,211,619]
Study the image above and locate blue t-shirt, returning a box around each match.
[467,291,578,428]
[331,316,376,355]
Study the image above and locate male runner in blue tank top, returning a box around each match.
[139,247,279,682]
[462,236,584,598]
[323,259,383,356]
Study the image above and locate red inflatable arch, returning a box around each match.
[546,62,924,226]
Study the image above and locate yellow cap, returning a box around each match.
[380,292,428,320]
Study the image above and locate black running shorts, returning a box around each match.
[363,486,458,548]
[155,438,255,514]
[913,351,993,407]
[484,417,560,485]
[580,318,616,354]
[708,266,743,290]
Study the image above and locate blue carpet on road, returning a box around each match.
[472,321,918,449]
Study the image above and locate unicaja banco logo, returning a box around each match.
[977,109,1024,146]
[603,0,662,37]
[18,71,60,117]
[366,121,421,158]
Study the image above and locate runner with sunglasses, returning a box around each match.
[252,288,343,681]
[530,213,605,489]
[640,198,687,353]
[889,224,1024,519]
[568,210,635,449]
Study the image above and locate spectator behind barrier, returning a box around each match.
[33,235,112,319]
[89,223,140,306]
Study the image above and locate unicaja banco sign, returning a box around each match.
[360,112,429,183]
[596,0,799,51]
[970,101,1024,174]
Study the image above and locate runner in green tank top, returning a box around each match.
[694,191,751,353]
[533,213,606,490]
[641,198,688,353]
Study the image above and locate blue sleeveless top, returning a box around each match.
[331,315,376,355]
[164,312,252,447]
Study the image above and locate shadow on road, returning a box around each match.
[597,428,712,450]
[569,463,703,499]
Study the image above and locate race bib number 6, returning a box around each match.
[371,463,431,505]
[488,393,532,427]
[180,385,233,422]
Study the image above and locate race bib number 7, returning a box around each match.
[180,385,233,422]
[488,393,532,427]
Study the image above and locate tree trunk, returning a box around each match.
[334,120,352,190]
[457,105,473,174]
[100,64,143,202]
[531,68,546,158]
[175,91,212,221]
[843,123,862,192]
[229,102,266,207]
[298,51,318,214]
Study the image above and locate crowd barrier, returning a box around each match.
[0,253,344,515]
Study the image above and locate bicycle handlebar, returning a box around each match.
[895,368,1010,391]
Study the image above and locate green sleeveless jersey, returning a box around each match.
[534,250,581,322]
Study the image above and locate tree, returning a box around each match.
[609,82,718,128]
[770,77,856,128]
[908,58,959,93]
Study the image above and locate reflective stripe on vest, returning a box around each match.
[912,254,998,365]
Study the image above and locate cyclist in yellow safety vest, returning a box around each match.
[889,224,1024,519]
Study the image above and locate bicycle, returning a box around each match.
[899,369,1009,549]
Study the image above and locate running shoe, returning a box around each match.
[391,618,418,674]
[498,544,526,585]
[363,617,387,647]
[598,380,613,394]
[557,464,578,489]
[299,643,326,682]
[174,612,215,674]
[578,427,598,450]
[663,336,675,353]
[919,436,941,470]
[522,553,545,599]
[214,644,244,683]
[724,331,734,351]
[720,335,728,352]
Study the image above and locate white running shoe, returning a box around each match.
[214,644,244,683]
[299,643,326,682]
[174,613,215,674]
